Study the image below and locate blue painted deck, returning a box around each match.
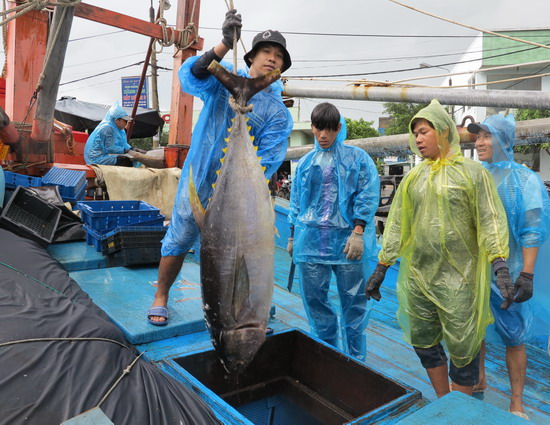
[47,198,549,424]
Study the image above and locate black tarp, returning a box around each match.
[0,228,222,425]
[55,97,164,139]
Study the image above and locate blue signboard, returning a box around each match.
[121,76,149,109]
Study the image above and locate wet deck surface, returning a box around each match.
[50,240,549,424]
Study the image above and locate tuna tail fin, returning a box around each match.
[188,164,205,229]
[207,60,281,106]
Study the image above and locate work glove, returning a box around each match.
[365,263,389,302]
[221,9,242,49]
[492,258,515,310]
[287,237,293,257]
[343,231,364,260]
[513,272,534,303]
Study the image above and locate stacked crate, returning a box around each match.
[76,200,166,266]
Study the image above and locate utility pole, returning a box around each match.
[150,2,160,148]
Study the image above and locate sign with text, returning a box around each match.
[121,76,148,109]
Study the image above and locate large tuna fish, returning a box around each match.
[189,61,280,374]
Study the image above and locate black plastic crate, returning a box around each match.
[101,226,167,255]
[107,246,162,267]
[0,187,61,247]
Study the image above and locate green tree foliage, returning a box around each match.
[345,118,379,140]
[515,108,550,121]
[382,102,428,135]
[514,109,550,152]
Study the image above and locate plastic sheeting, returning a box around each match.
[0,228,222,425]
[161,56,293,257]
[84,102,132,166]
[478,114,550,345]
[288,117,379,361]
[55,96,164,139]
[379,100,509,367]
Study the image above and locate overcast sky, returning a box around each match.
[57,0,550,124]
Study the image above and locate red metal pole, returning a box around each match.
[168,0,202,146]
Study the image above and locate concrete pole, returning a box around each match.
[285,118,550,160]
[282,84,550,110]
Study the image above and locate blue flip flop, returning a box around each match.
[147,306,169,326]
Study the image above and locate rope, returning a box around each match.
[223,0,246,53]
[0,0,80,28]
[229,95,252,114]
[0,260,76,299]
[97,352,144,408]
[390,0,550,51]
[0,336,143,412]
[0,337,132,351]
[154,0,199,55]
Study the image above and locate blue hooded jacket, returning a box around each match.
[480,114,550,342]
[288,117,380,265]
[84,102,132,165]
[161,56,293,257]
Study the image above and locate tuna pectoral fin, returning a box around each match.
[188,164,205,229]
[232,255,251,321]
[207,60,281,106]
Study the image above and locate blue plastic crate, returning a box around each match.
[62,183,87,203]
[4,171,42,189]
[76,200,161,232]
[82,215,165,251]
[42,167,87,202]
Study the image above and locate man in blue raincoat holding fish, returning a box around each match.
[148,10,293,324]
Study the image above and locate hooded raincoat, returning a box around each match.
[379,99,509,367]
[478,114,550,346]
[161,57,293,257]
[84,102,132,165]
[288,117,380,359]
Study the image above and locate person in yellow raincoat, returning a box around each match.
[365,99,512,397]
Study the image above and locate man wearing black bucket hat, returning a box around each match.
[147,10,293,325]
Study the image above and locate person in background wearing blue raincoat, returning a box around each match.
[147,10,293,325]
[365,100,511,398]
[469,114,550,420]
[287,102,380,360]
[84,102,136,166]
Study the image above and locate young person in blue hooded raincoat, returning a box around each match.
[148,10,293,324]
[469,114,550,419]
[84,102,136,166]
[287,102,380,360]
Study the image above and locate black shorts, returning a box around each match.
[414,343,481,386]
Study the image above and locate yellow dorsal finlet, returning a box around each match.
[247,126,251,131]
[250,136,255,142]
[224,138,229,143]
[216,169,221,176]
[220,157,225,164]
[227,128,232,133]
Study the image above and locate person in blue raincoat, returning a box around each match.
[84,102,135,166]
[469,114,550,419]
[287,102,380,360]
[147,10,293,325]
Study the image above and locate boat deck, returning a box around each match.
[48,239,549,424]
